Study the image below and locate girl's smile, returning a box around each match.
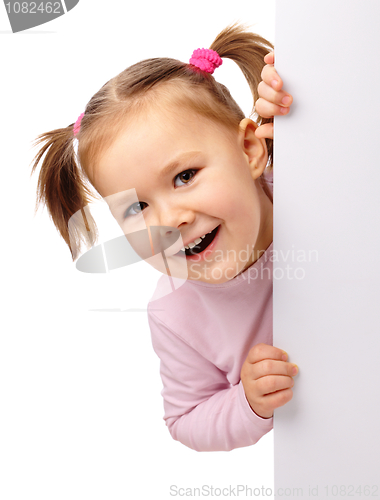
[179,224,221,261]
[93,103,273,283]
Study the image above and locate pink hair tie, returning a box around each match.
[189,48,223,74]
[73,112,85,136]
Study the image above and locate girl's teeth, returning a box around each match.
[181,231,215,253]
[184,237,203,250]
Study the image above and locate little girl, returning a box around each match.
[32,24,296,452]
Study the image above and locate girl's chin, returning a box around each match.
[186,261,244,284]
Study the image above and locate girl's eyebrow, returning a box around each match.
[159,151,203,177]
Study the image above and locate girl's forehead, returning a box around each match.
[104,106,235,160]
[93,106,239,196]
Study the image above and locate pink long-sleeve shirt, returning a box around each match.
[147,239,274,452]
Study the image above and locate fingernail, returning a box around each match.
[280,107,289,114]
[292,364,299,375]
[281,96,291,105]
[271,79,278,88]
[281,350,288,361]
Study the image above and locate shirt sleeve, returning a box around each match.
[148,309,273,452]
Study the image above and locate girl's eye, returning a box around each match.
[174,169,197,187]
[125,201,148,217]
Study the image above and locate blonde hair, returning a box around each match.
[32,24,274,261]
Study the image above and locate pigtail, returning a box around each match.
[210,24,274,169]
[31,125,98,261]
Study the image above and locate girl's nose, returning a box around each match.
[157,205,196,231]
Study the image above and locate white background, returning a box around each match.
[0,1,276,499]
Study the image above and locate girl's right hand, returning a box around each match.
[255,52,293,140]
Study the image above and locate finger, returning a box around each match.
[249,387,293,419]
[256,374,295,396]
[262,388,294,410]
[255,123,273,140]
[255,97,290,119]
[261,64,283,91]
[264,51,274,65]
[246,343,288,364]
[252,359,299,380]
[257,80,293,108]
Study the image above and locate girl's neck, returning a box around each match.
[239,181,273,274]
[254,185,273,261]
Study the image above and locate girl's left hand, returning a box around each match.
[255,52,293,140]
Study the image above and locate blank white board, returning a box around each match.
[273,0,380,498]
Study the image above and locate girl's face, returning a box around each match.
[93,105,272,284]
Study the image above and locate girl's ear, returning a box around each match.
[238,118,268,180]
